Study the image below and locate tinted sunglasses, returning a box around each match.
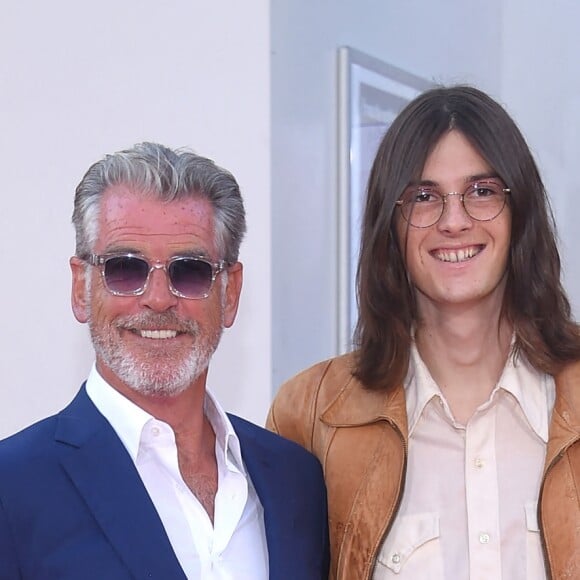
[87,253,228,299]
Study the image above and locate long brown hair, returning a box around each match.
[354,85,580,390]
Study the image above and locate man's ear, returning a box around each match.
[70,256,90,323]
[223,262,243,328]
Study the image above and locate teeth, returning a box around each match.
[139,330,177,339]
[436,247,479,263]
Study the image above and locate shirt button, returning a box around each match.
[151,426,160,437]
[391,553,401,564]
[474,457,484,469]
[479,532,490,544]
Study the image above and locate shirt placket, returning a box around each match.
[465,406,502,579]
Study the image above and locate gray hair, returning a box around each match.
[72,142,246,263]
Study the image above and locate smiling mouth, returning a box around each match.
[432,245,484,263]
[138,329,178,339]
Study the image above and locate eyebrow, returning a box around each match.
[174,249,212,259]
[101,245,144,256]
[409,172,501,188]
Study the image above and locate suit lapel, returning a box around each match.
[56,387,186,580]
[230,415,295,580]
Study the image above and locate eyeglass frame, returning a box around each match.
[395,180,511,228]
[86,253,229,299]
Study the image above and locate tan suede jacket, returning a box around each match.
[266,353,580,580]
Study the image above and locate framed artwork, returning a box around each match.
[337,46,433,352]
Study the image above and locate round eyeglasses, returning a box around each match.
[87,253,228,299]
[395,180,511,228]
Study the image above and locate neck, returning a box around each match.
[134,383,207,436]
[415,302,513,424]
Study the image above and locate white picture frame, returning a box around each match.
[337,47,433,353]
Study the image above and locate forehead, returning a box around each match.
[96,185,216,256]
[421,130,492,182]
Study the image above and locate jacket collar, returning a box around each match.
[319,355,408,438]
[546,361,580,469]
[318,355,580,463]
[230,414,329,580]
[55,385,187,579]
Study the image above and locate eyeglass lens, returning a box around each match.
[103,256,214,297]
[401,182,507,227]
[168,258,214,297]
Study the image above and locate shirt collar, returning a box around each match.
[203,384,246,474]
[405,343,555,441]
[495,351,555,442]
[405,343,442,435]
[85,363,246,473]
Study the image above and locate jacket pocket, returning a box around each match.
[374,512,443,577]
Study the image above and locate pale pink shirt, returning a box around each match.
[373,345,555,580]
[86,365,268,579]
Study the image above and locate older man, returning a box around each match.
[0,143,329,579]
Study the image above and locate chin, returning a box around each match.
[120,358,210,398]
[127,377,193,398]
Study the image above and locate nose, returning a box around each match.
[437,193,472,233]
[138,265,178,312]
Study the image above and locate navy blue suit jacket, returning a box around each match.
[0,387,329,579]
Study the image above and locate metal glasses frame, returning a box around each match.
[395,182,511,228]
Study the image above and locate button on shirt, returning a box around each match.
[86,365,269,579]
[373,345,555,580]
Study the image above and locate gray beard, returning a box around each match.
[89,310,223,397]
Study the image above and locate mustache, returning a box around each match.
[114,312,199,335]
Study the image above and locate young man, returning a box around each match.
[268,86,580,579]
[0,143,329,579]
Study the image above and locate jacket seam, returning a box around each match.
[309,359,334,454]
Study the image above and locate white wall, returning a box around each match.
[501,0,580,319]
[271,0,504,388]
[0,0,271,437]
[3,1,578,437]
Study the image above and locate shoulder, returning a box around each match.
[286,352,356,388]
[266,353,359,450]
[278,352,357,405]
[554,359,580,423]
[229,413,319,461]
[228,414,325,485]
[0,414,64,504]
[555,359,580,389]
[0,387,100,476]
[0,414,59,464]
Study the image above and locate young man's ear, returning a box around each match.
[70,256,90,323]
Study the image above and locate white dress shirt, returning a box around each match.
[86,365,269,579]
[373,345,555,580]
